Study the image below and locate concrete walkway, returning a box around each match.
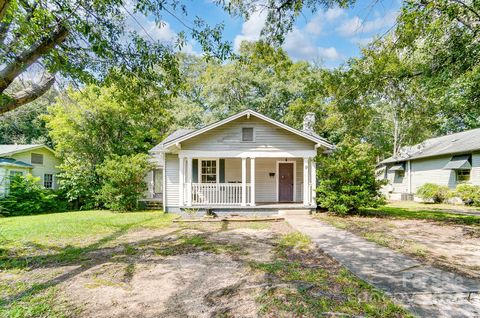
[286,215,480,318]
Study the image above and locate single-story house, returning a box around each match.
[144,109,334,213]
[0,144,61,196]
[379,128,480,200]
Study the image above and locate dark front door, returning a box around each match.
[278,163,294,202]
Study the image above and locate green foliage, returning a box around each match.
[44,79,170,209]
[170,42,330,136]
[0,175,66,216]
[316,140,386,215]
[453,184,480,206]
[96,154,152,211]
[416,183,450,203]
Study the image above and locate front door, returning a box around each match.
[278,163,294,202]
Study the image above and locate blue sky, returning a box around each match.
[131,0,402,68]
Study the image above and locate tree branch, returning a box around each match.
[0,73,56,114]
[0,0,11,20]
[0,25,68,93]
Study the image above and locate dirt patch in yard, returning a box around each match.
[1,220,409,318]
[317,213,480,279]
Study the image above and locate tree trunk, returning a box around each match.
[0,73,56,114]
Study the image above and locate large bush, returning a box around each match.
[316,140,386,215]
[453,184,480,206]
[96,154,152,211]
[416,183,450,203]
[0,175,67,216]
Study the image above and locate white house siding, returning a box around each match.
[470,152,480,186]
[165,154,179,208]
[181,116,316,151]
[410,155,457,192]
[197,157,303,203]
[10,148,61,188]
[386,168,409,193]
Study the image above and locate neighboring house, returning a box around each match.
[144,109,334,213]
[379,128,480,200]
[0,144,61,197]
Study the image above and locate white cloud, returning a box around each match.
[283,28,341,62]
[336,10,398,37]
[336,16,362,37]
[233,11,267,50]
[305,7,345,36]
[325,7,345,21]
[350,36,373,47]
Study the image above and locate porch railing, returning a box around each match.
[190,183,250,205]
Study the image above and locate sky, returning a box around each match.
[129,0,403,69]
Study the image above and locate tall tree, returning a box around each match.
[0,0,229,114]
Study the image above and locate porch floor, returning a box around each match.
[187,202,315,209]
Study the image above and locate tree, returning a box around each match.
[0,83,57,145]
[0,0,230,114]
[44,76,172,207]
[96,154,152,211]
[316,140,386,215]
[0,0,355,114]
[170,41,330,133]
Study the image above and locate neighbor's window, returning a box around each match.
[9,171,23,177]
[394,170,405,183]
[201,160,217,183]
[31,153,44,164]
[456,169,471,183]
[242,127,254,142]
[44,174,53,189]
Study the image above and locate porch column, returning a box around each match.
[241,157,247,206]
[303,157,309,206]
[179,157,184,207]
[310,158,316,205]
[250,158,255,206]
[186,157,192,207]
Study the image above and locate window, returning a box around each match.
[456,169,471,183]
[9,171,23,177]
[31,153,44,164]
[44,174,53,189]
[242,127,254,142]
[200,160,217,183]
[393,170,405,183]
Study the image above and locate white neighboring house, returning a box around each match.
[379,128,480,201]
[0,144,61,197]
[144,109,334,213]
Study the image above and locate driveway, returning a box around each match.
[286,215,480,318]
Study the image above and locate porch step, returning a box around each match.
[278,209,311,216]
[142,201,163,210]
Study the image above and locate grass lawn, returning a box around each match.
[0,210,411,318]
[359,201,480,226]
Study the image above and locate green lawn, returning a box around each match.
[359,201,480,226]
[0,210,175,269]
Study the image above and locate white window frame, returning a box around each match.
[9,170,24,177]
[241,127,255,143]
[198,159,219,184]
[44,173,54,189]
[31,153,44,165]
[394,170,405,183]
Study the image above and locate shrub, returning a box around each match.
[416,183,450,203]
[453,184,480,206]
[96,153,152,211]
[316,140,386,215]
[0,175,66,216]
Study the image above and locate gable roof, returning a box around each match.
[150,129,194,153]
[381,128,480,164]
[0,144,55,157]
[160,109,333,150]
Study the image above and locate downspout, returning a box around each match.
[162,152,166,212]
[407,160,412,195]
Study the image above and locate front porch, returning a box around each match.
[178,156,317,209]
